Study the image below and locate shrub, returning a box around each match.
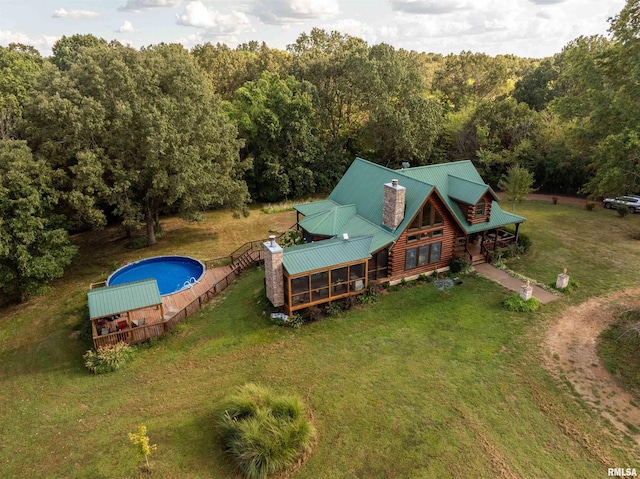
[278,230,304,248]
[358,285,378,305]
[617,205,630,218]
[515,233,532,254]
[83,342,134,374]
[449,257,470,274]
[127,236,149,249]
[270,313,304,329]
[325,302,342,316]
[128,424,157,470]
[585,201,596,211]
[502,294,541,312]
[218,383,316,479]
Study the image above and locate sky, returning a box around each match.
[0,0,628,58]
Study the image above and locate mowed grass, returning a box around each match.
[0,200,639,478]
[507,200,640,302]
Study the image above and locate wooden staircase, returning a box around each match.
[231,250,262,272]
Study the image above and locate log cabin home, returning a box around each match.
[264,157,526,315]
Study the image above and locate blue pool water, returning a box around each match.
[107,256,205,296]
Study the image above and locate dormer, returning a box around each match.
[447,175,497,225]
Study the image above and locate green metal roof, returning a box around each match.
[329,158,433,235]
[294,199,340,216]
[398,160,519,233]
[294,158,525,254]
[298,204,356,236]
[283,236,372,276]
[87,279,162,320]
[447,175,490,205]
[338,215,397,253]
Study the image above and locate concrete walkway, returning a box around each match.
[474,263,560,304]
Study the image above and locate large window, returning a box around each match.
[405,241,442,270]
[408,201,444,232]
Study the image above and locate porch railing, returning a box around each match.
[480,229,517,260]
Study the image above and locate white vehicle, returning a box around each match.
[602,196,640,213]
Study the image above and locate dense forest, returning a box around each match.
[1,0,639,302]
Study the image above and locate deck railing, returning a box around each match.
[203,226,294,270]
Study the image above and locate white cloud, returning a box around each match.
[118,21,135,33]
[251,0,339,25]
[176,2,251,36]
[389,0,466,15]
[119,0,181,12]
[324,19,376,42]
[529,0,566,4]
[0,30,58,55]
[52,8,100,19]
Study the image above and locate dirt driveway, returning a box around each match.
[543,289,640,446]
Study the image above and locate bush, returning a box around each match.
[449,257,470,274]
[585,201,596,211]
[278,230,304,248]
[502,294,541,312]
[83,342,134,374]
[357,285,378,305]
[218,384,316,479]
[617,205,630,218]
[127,236,149,249]
[325,302,342,316]
[516,233,532,254]
[270,313,304,329]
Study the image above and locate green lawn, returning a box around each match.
[1,200,639,478]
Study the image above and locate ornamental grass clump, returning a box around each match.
[218,383,315,479]
[83,341,134,374]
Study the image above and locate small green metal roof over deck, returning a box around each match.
[87,279,162,320]
[283,236,372,276]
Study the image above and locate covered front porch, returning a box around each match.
[459,225,521,265]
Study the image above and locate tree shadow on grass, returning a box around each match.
[0,328,89,380]
[157,409,239,478]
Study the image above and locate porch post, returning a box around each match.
[515,223,521,244]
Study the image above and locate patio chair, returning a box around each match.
[116,320,128,331]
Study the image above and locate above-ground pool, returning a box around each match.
[107,255,206,296]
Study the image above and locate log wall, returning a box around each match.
[388,192,465,280]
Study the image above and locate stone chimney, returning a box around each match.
[382,179,406,230]
[263,235,284,307]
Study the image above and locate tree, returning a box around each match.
[22,43,249,245]
[0,140,77,303]
[0,44,43,139]
[50,34,108,71]
[357,43,443,168]
[513,58,559,111]
[229,71,319,201]
[498,164,535,212]
[433,52,520,110]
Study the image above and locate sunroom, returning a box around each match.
[272,236,373,315]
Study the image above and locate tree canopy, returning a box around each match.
[22,42,249,245]
[0,140,76,302]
